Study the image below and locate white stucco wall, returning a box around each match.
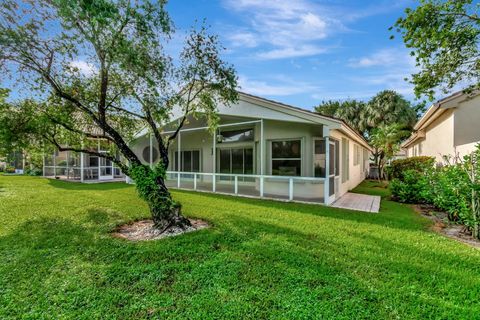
[453,96,480,158]
[406,109,454,164]
[330,130,369,197]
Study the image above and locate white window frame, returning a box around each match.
[270,138,303,176]
[174,149,202,172]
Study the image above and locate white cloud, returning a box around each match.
[228,32,259,48]
[257,45,327,60]
[238,75,320,96]
[223,0,339,59]
[68,60,97,76]
[348,48,416,68]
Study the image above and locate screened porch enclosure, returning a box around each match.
[43,147,125,182]
[154,116,335,205]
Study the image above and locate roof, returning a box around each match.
[134,90,372,151]
[402,89,479,148]
[236,91,372,150]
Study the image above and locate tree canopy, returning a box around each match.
[0,0,238,230]
[314,90,417,139]
[393,0,480,99]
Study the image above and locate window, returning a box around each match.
[341,138,349,183]
[174,150,200,172]
[271,140,301,176]
[142,146,159,163]
[219,128,254,143]
[218,148,253,175]
[418,142,423,155]
[353,144,360,166]
[362,148,369,172]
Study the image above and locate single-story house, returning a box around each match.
[44,92,372,205]
[402,90,480,164]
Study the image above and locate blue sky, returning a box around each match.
[167,0,419,109]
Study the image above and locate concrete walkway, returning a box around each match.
[331,192,381,213]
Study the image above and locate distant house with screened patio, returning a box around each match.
[44,92,372,205]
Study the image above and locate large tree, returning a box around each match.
[314,99,367,136]
[0,0,237,231]
[364,90,417,166]
[393,0,480,99]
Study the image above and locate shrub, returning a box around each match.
[5,166,16,173]
[432,163,473,226]
[390,169,431,203]
[389,156,435,180]
[25,167,42,176]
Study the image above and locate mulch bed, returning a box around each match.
[112,218,209,241]
[414,204,480,248]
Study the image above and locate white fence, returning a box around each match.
[165,171,326,204]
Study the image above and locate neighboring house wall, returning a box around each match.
[403,93,480,164]
[453,97,480,159]
[406,109,454,163]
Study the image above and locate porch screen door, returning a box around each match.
[314,139,336,198]
[99,154,114,180]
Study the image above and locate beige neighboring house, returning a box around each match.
[402,90,480,164]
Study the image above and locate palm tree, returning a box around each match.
[370,123,410,180]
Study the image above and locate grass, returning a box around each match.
[0,176,479,319]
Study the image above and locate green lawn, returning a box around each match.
[0,176,479,319]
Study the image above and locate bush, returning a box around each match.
[25,167,42,176]
[390,169,431,203]
[389,156,435,180]
[5,166,16,173]
[431,165,471,224]
[390,150,479,237]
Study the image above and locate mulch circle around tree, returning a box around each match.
[112,218,209,241]
[414,204,480,248]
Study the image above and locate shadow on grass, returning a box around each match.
[47,178,132,191]
[1,210,478,318]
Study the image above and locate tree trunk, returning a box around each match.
[130,164,191,232]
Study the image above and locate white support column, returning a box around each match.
[260,176,264,197]
[80,152,84,182]
[260,119,264,175]
[194,173,197,190]
[149,133,153,168]
[323,126,330,205]
[53,151,56,178]
[212,129,216,192]
[177,132,181,188]
[289,178,293,201]
[66,151,70,180]
[42,151,45,177]
[97,140,101,181]
[234,175,238,195]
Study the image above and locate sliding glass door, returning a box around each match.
[218,148,254,179]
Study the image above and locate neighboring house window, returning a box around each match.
[174,150,200,172]
[271,139,301,176]
[418,142,422,155]
[219,128,254,143]
[218,148,253,175]
[341,138,349,183]
[353,144,360,166]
